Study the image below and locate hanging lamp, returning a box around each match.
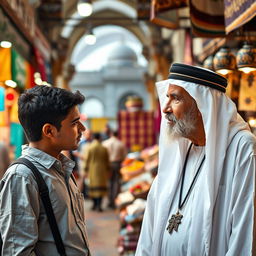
[77,0,93,17]
[84,27,96,45]
[236,42,256,74]
[203,55,214,70]
[213,47,236,75]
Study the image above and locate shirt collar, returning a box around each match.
[21,145,75,177]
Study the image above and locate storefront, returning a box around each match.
[0,0,51,158]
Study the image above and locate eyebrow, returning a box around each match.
[71,117,80,124]
[166,92,180,98]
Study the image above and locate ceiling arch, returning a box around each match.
[58,1,153,67]
[64,9,153,65]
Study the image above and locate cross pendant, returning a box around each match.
[166,211,183,234]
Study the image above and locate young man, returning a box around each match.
[0,85,90,255]
[136,63,256,255]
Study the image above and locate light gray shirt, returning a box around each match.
[0,145,90,256]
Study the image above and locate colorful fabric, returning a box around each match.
[189,0,225,37]
[150,0,184,29]
[0,112,8,127]
[34,48,47,81]
[11,48,26,89]
[118,111,156,151]
[224,0,256,34]
[0,87,4,111]
[238,71,256,111]
[0,48,11,82]
[25,61,35,89]
[10,122,24,158]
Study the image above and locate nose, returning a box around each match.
[78,121,86,132]
[163,103,172,114]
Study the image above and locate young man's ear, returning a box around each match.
[42,123,58,139]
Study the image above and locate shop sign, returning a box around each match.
[4,0,35,39]
[0,7,30,60]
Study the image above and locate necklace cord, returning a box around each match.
[178,143,206,210]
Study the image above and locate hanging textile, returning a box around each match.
[10,122,24,158]
[0,48,12,82]
[224,0,256,34]
[25,61,35,88]
[150,0,187,29]
[189,0,226,37]
[118,110,156,151]
[0,87,4,111]
[11,48,26,89]
[238,71,256,111]
[34,48,47,81]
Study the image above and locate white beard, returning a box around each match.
[164,106,198,143]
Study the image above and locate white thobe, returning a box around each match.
[161,145,205,255]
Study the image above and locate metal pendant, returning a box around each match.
[166,211,183,234]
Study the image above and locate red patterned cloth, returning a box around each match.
[118,110,156,151]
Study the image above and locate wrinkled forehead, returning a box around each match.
[167,83,194,98]
[156,79,201,110]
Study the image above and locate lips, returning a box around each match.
[165,114,177,127]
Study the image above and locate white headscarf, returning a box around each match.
[151,77,250,255]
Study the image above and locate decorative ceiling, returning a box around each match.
[36,0,157,68]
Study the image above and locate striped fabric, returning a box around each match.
[118,110,156,151]
[189,0,225,37]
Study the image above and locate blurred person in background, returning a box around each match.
[103,130,127,208]
[101,123,112,141]
[0,140,10,179]
[84,132,110,212]
[74,129,93,196]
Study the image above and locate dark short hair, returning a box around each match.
[18,85,85,142]
[113,130,118,137]
[93,132,101,140]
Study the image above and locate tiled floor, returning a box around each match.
[84,198,120,256]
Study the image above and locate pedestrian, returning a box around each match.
[0,85,90,255]
[0,140,10,179]
[136,63,256,255]
[101,123,112,141]
[103,130,127,208]
[84,132,110,212]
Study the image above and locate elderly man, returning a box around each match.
[135,63,256,255]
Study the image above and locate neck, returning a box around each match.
[189,136,205,146]
[29,141,61,159]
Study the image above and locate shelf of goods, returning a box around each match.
[115,145,159,255]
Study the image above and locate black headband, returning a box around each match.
[168,63,227,93]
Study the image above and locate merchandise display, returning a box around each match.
[116,145,159,255]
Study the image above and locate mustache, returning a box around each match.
[165,113,177,123]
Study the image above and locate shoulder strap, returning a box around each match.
[11,158,67,256]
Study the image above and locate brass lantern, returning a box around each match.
[203,55,214,70]
[236,43,256,73]
[213,47,236,75]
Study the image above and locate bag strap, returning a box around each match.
[11,158,67,256]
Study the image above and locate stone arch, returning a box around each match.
[80,96,105,118]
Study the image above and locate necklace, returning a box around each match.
[167,142,206,234]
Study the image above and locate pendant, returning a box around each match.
[166,211,183,234]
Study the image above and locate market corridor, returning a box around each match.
[85,199,120,256]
